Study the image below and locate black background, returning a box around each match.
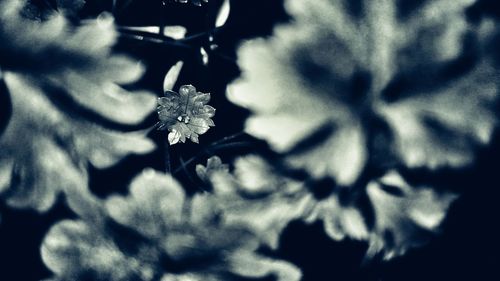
[1,0,500,280]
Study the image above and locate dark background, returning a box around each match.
[1,0,500,280]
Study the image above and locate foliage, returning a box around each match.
[0,0,155,212]
[228,0,499,185]
[41,169,301,281]
[206,155,457,258]
[0,0,499,280]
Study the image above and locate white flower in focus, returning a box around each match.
[157,85,216,145]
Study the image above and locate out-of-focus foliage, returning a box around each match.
[196,156,229,183]
[228,0,499,185]
[157,85,216,145]
[215,0,230,28]
[0,0,498,280]
[41,169,301,281]
[207,155,311,249]
[365,171,458,259]
[207,155,457,259]
[0,0,156,212]
[22,0,86,20]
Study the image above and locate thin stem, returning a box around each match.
[159,0,167,35]
[206,141,253,153]
[179,156,206,191]
[118,28,237,65]
[112,0,117,14]
[165,137,171,173]
[179,27,224,43]
[210,131,246,146]
[172,133,250,174]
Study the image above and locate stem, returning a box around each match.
[159,0,167,35]
[112,0,117,14]
[117,28,237,65]
[172,132,249,174]
[179,27,224,44]
[210,131,246,146]
[118,28,188,47]
[164,137,171,173]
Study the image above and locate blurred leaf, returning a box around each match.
[209,156,457,260]
[200,46,209,65]
[209,155,314,249]
[118,25,187,39]
[163,61,184,92]
[0,73,11,136]
[0,0,156,212]
[228,0,498,185]
[157,85,216,145]
[215,0,230,27]
[365,171,458,259]
[41,169,301,281]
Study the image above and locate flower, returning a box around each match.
[228,0,499,185]
[41,169,301,281]
[208,155,457,259]
[157,85,216,145]
[195,156,229,183]
[0,0,156,212]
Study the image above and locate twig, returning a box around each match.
[117,28,237,65]
[173,139,252,174]
[165,137,171,173]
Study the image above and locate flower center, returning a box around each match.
[177,115,191,124]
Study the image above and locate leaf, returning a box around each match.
[228,0,498,185]
[163,61,184,92]
[215,0,230,28]
[119,25,188,39]
[41,169,301,281]
[200,47,209,66]
[0,1,156,212]
[365,171,458,259]
[157,85,216,145]
[305,193,370,242]
[208,156,456,260]
[378,61,498,168]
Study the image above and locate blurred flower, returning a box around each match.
[0,0,156,212]
[157,85,216,145]
[208,155,313,249]
[208,155,457,259]
[228,0,499,185]
[195,156,229,183]
[41,169,301,281]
